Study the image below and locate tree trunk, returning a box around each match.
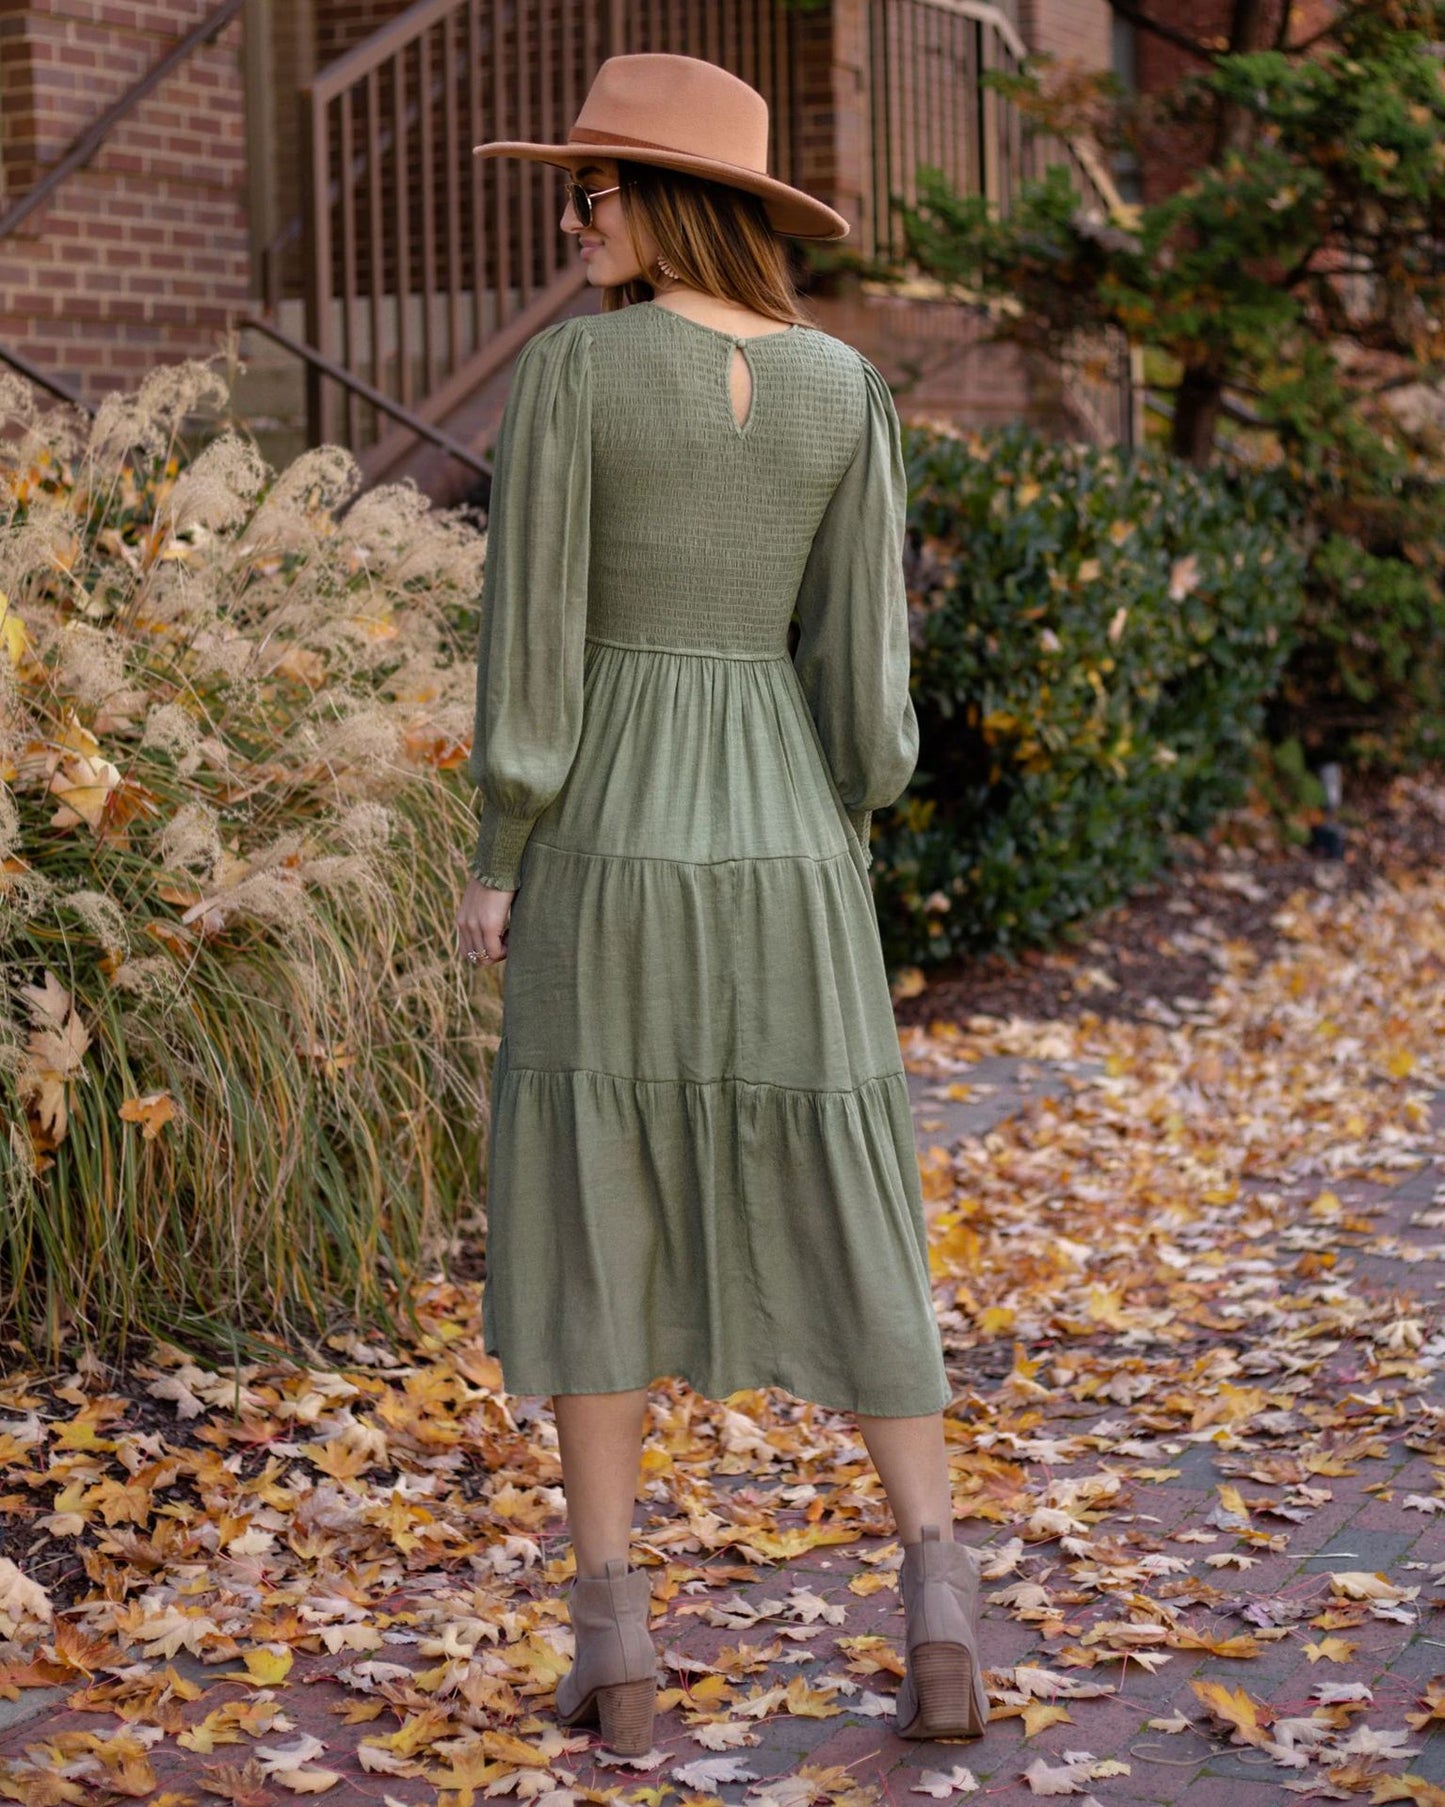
[1211,0,1272,160]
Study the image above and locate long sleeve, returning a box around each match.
[466,319,593,890]
[791,355,919,870]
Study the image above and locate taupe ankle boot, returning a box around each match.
[894,1524,990,1740]
[553,1556,658,1754]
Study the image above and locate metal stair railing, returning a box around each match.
[0,0,248,246]
[287,0,810,482]
[0,0,247,416]
[237,311,490,479]
[0,342,95,417]
[263,0,1134,477]
[868,0,1137,444]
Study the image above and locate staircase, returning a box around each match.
[2,0,1137,500]
[231,300,310,476]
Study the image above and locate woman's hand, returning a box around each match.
[457,877,516,967]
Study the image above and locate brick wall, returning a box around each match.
[1018,0,1112,73]
[1133,0,1329,199]
[315,0,411,70]
[0,0,249,399]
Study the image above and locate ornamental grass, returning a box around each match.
[0,361,498,1361]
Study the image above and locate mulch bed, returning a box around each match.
[892,769,1445,1030]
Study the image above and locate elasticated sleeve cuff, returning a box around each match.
[468,805,538,891]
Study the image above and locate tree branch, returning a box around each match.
[1363,362,1445,396]
[1286,2,1373,54]
[1106,0,1218,65]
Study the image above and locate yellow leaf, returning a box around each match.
[1329,1571,1412,1602]
[300,1440,373,1480]
[272,1768,343,1794]
[231,1647,294,1687]
[1022,1700,1073,1737]
[1086,1286,1131,1330]
[1190,1679,1272,1748]
[119,1092,178,1142]
[781,1675,841,1718]
[847,1573,895,1597]
[1304,1637,1358,1664]
[890,965,927,1003]
[48,752,122,829]
[1169,1630,1261,1659]
[478,1730,553,1767]
[1372,1779,1445,1807]
[0,593,33,669]
[733,1524,858,1561]
[178,1708,246,1754]
[1406,1678,1445,1732]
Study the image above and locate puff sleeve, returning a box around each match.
[791,355,919,869]
[465,319,593,890]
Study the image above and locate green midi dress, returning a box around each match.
[466,299,950,1417]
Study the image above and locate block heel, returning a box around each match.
[553,1555,659,1756]
[893,1525,990,1743]
[596,1677,657,1754]
[902,1642,987,1739]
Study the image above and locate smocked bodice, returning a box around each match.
[581,303,869,656]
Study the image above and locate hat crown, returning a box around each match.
[568,53,771,175]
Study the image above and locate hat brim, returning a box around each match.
[472,139,849,241]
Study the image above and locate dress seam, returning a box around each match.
[500,1062,907,1099]
[585,635,789,662]
[524,839,857,870]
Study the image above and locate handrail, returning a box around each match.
[0,343,97,416]
[900,0,1130,219]
[237,314,491,480]
[296,0,629,469]
[308,0,467,100]
[0,0,248,243]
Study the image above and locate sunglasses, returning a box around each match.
[564,178,621,226]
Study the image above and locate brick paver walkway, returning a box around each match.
[4,1060,1442,1804]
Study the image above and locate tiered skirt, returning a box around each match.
[481,638,951,1416]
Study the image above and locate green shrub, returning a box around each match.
[873,424,1305,967]
[1268,517,1445,771]
[0,363,497,1359]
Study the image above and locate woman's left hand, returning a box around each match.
[458,877,516,967]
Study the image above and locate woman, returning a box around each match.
[455,52,988,1757]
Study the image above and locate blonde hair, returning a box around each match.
[601,160,814,326]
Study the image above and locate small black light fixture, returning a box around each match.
[1308,760,1346,859]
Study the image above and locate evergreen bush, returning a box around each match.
[872,424,1305,966]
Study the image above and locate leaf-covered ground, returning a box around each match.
[3,779,1445,1806]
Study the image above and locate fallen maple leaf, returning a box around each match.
[270,1770,343,1795]
[1191,1679,1274,1748]
[118,1091,179,1141]
[911,1768,979,1797]
[1372,1778,1445,1806]
[1329,1572,1415,1602]
[672,1754,760,1790]
[1021,1757,1101,1797]
[1405,1678,1445,1733]
[0,1557,53,1638]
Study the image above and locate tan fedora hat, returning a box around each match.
[473,52,849,241]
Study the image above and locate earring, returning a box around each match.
[655,255,679,283]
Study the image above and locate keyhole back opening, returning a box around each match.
[729,343,754,434]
